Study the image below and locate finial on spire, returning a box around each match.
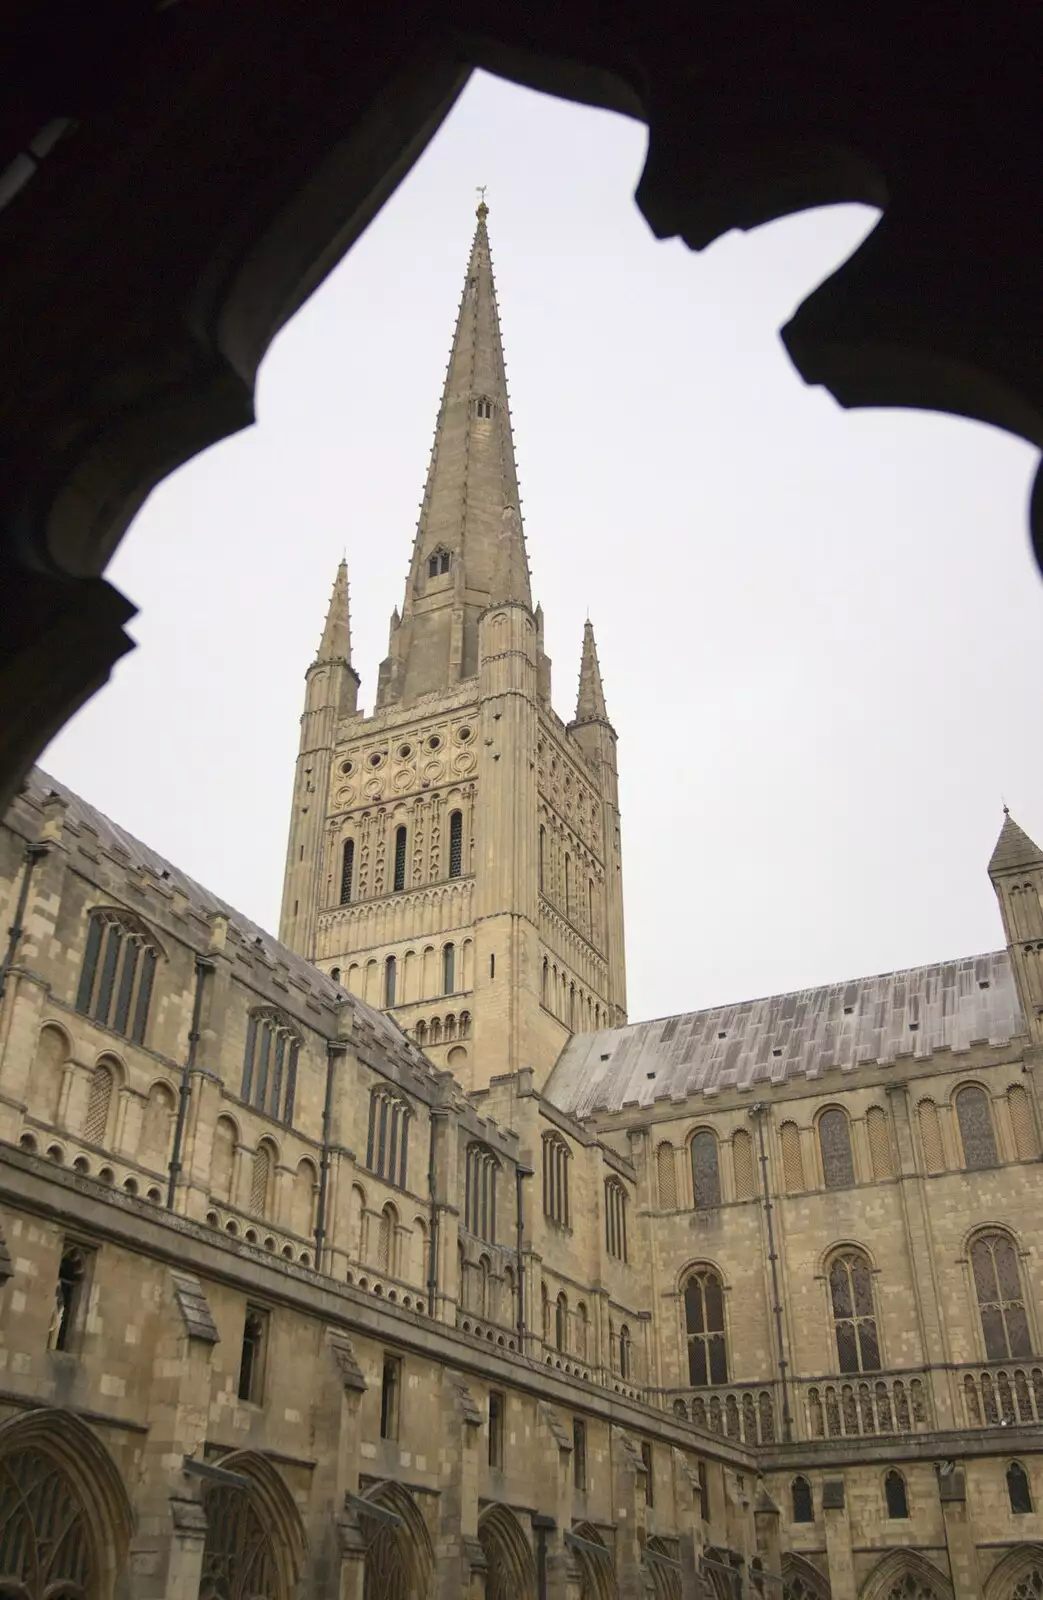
[476,184,488,221]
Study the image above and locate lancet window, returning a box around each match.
[241,1010,300,1125]
[684,1265,728,1386]
[366,1089,411,1189]
[970,1229,1032,1360]
[818,1108,855,1189]
[956,1085,998,1169]
[465,1144,498,1243]
[449,811,463,878]
[690,1130,721,1209]
[75,909,158,1043]
[339,838,355,905]
[393,826,407,892]
[828,1249,881,1373]
[542,1132,571,1226]
[605,1177,628,1261]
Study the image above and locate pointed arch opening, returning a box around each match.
[204,1449,307,1600]
[360,1479,434,1600]
[0,1407,134,1600]
[478,1504,537,1600]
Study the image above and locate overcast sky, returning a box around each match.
[44,71,1042,1025]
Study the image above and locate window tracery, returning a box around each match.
[200,1484,279,1600]
[690,1130,721,1209]
[828,1249,881,1373]
[970,1229,1032,1359]
[0,1447,92,1600]
[684,1265,728,1387]
[818,1109,854,1189]
[956,1085,998,1169]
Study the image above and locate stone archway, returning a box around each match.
[477,1504,538,1600]
[202,1450,307,1600]
[361,1480,434,1600]
[859,1551,954,1600]
[984,1545,1043,1600]
[645,1536,682,1600]
[572,1522,619,1600]
[0,1408,133,1600]
[782,1553,832,1600]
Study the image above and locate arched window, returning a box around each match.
[1007,1461,1033,1514]
[415,1019,427,1045]
[475,397,493,419]
[564,853,571,914]
[555,1292,568,1352]
[619,1323,632,1380]
[780,1121,805,1192]
[576,1301,589,1361]
[0,1441,99,1597]
[444,1014,456,1041]
[588,879,595,938]
[542,1133,570,1226]
[384,955,397,1008]
[75,909,158,1043]
[82,1060,114,1145]
[828,1249,881,1373]
[732,1129,756,1200]
[541,1284,551,1343]
[459,1010,471,1038]
[210,1115,237,1204]
[476,1255,490,1318]
[443,942,456,995]
[818,1108,855,1189]
[340,839,355,904]
[918,1097,945,1172]
[684,1265,728,1386]
[429,1017,441,1045]
[605,1178,628,1261]
[201,1482,280,1600]
[866,1105,893,1178]
[241,1010,300,1125]
[791,1476,813,1523]
[465,1144,498,1243]
[1008,1083,1038,1160]
[956,1085,998,1169]
[690,1130,721,1209]
[366,1089,411,1188]
[249,1144,272,1217]
[970,1230,1032,1359]
[428,547,451,577]
[393,825,407,892]
[541,956,548,1005]
[569,982,576,1030]
[884,1469,908,1519]
[448,811,463,878]
[656,1142,677,1209]
[539,826,545,892]
[378,1202,398,1276]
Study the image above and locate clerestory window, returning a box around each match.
[75,909,159,1044]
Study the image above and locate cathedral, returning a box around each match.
[0,203,1042,1600]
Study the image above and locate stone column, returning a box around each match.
[435,1376,484,1600]
[537,1404,573,1600]
[938,1469,982,1600]
[821,1479,856,1600]
[671,1451,705,1600]
[610,1429,645,1597]
[309,1330,367,1600]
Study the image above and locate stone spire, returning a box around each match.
[316,559,352,666]
[377,200,532,706]
[988,810,1043,877]
[574,620,608,723]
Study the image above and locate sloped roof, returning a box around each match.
[23,768,431,1076]
[544,951,1022,1120]
[988,812,1043,875]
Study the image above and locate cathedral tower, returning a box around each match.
[279,203,626,1088]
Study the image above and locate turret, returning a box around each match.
[279,562,361,954]
[568,620,627,1025]
[989,808,1043,1042]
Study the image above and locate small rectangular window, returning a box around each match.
[488,1390,505,1469]
[572,1418,586,1492]
[641,1441,654,1506]
[48,1242,93,1354]
[238,1306,269,1404]
[380,1354,402,1440]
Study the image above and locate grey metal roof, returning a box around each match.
[24,768,429,1075]
[544,951,1023,1120]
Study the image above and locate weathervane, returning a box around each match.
[476,185,488,215]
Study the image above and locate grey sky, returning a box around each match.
[44,71,1043,1025]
